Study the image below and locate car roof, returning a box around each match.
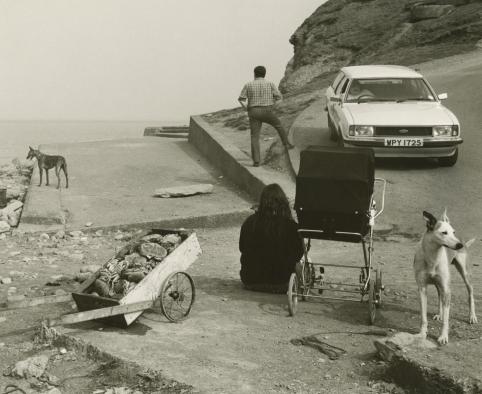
[341,65,423,79]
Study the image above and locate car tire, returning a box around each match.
[438,148,458,167]
[327,114,338,142]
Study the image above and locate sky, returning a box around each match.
[0,0,323,122]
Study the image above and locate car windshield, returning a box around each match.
[344,78,436,103]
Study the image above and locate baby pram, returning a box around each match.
[289,146,386,324]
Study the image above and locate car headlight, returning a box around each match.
[433,125,459,137]
[349,125,374,137]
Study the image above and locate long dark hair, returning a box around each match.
[255,184,293,239]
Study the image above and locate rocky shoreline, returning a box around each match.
[0,158,33,236]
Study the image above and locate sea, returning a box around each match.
[0,120,187,165]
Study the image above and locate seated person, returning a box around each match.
[345,80,374,101]
[239,183,304,293]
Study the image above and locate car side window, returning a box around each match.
[335,77,347,95]
[339,79,350,95]
[331,72,344,90]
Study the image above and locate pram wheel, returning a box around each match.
[368,278,376,325]
[287,273,299,316]
[375,269,383,308]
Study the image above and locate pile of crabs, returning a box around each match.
[90,233,182,299]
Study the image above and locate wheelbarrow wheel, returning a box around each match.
[368,278,376,325]
[287,272,298,316]
[375,269,383,308]
[160,271,195,323]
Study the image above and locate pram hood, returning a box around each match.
[295,146,375,215]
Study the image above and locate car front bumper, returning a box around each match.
[342,138,463,158]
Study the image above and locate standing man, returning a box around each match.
[238,65,294,167]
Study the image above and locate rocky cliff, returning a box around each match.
[280,0,482,94]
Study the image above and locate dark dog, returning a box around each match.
[27,146,69,189]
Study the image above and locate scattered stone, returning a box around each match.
[69,230,84,238]
[71,253,84,261]
[94,230,103,237]
[8,251,21,257]
[1,277,12,284]
[80,264,101,273]
[40,388,62,394]
[54,289,67,296]
[75,272,91,282]
[0,233,6,240]
[0,317,6,323]
[59,347,67,354]
[7,294,25,303]
[0,220,10,233]
[55,230,65,239]
[85,222,93,227]
[39,233,50,241]
[12,354,49,378]
[50,274,70,282]
[114,234,125,241]
[154,183,214,198]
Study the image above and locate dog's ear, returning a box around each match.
[441,208,450,223]
[29,146,33,151]
[423,211,437,231]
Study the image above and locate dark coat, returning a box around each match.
[239,213,304,285]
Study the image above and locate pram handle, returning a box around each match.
[371,178,387,220]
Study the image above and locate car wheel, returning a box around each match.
[438,148,458,167]
[327,114,338,142]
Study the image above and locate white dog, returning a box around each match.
[413,210,477,345]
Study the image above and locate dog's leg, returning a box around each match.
[437,282,451,345]
[433,285,443,321]
[55,164,61,189]
[63,162,69,188]
[417,286,428,339]
[45,169,50,186]
[453,257,477,324]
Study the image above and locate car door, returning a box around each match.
[330,77,350,131]
[326,72,345,117]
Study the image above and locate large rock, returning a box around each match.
[6,211,20,227]
[410,4,455,21]
[2,200,23,215]
[374,332,436,362]
[154,183,213,198]
[278,0,482,95]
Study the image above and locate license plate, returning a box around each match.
[384,138,423,147]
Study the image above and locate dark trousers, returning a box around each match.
[247,106,290,164]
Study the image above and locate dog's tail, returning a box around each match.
[465,238,476,249]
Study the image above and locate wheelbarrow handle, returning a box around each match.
[47,299,157,327]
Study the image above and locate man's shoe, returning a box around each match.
[286,143,295,150]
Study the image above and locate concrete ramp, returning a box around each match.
[19,137,252,232]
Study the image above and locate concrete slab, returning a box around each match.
[19,137,253,232]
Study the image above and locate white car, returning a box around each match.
[325,65,462,166]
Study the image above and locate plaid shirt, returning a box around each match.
[239,78,282,108]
